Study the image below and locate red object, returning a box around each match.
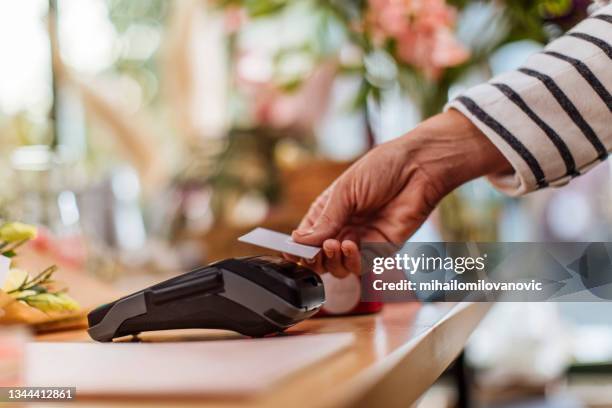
[316,301,383,317]
[316,273,383,317]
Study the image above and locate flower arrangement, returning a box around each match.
[213,0,581,121]
[0,222,79,315]
[215,0,472,112]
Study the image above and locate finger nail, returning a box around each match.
[341,246,350,256]
[293,228,314,236]
[324,248,334,258]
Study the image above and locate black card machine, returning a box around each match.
[87,256,325,342]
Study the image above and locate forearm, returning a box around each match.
[446,5,611,195]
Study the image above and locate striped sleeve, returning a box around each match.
[445,4,612,196]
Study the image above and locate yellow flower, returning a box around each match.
[20,292,80,313]
[55,292,80,311]
[2,268,29,292]
[0,222,38,243]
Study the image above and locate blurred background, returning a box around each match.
[0,0,611,407]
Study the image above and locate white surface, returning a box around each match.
[238,228,321,259]
[320,274,361,315]
[25,333,353,396]
[0,255,10,288]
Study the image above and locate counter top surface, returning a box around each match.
[32,301,490,408]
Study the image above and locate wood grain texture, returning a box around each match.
[31,302,490,408]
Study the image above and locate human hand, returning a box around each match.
[288,110,512,277]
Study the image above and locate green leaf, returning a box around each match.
[245,0,288,17]
[277,78,303,93]
[1,250,16,258]
[350,79,371,111]
[28,285,48,293]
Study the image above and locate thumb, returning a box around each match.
[292,186,350,246]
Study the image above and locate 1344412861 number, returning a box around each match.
[1,387,75,402]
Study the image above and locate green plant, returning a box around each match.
[0,222,79,313]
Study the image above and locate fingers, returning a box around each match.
[294,239,361,278]
[340,240,361,275]
[292,183,350,247]
[322,240,349,278]
[295,187,330,232]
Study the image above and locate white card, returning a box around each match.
[0,255,10,288]
[238,228,320,260]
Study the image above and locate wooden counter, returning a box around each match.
[33,302,490,408]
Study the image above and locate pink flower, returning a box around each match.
[367,0,469,79]
[368,0,412,38]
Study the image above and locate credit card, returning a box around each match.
[238,228,321,260]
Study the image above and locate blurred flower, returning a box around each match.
[1,265,80,313]
[252,61,337,130]
[0,223,37,244]
[18,292,80,313]
[366,0,469,78]
[2,269,28,293]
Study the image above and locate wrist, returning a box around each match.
[401,109,512,194]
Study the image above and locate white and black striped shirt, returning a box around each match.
[447,4,612,196]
